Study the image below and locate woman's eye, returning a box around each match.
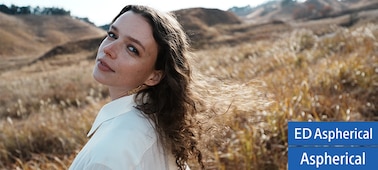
[107,31,117,39]
[127,45,139,55]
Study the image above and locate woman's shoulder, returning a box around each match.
[99,107,157,146]
[82,109,161,168]
[112,107,155,136]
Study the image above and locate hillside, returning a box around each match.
[30,7,244,65]
[230,0,378,24]
[19,3,378,66]
[29,37,103,66]
[173,8,242,46]
[0,12,105,70]
[4,2,377,69]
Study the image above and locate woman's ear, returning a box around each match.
[144,70,164,86]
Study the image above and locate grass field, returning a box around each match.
[0,22,377,169]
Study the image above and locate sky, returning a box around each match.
[0,0,270,26]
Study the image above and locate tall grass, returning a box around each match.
[0,23,377,169]
[0,60,107,168]
[190,23,377,169]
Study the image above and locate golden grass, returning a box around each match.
[0,22,377,169]
[189,23,377,169]
[0,60,109,168]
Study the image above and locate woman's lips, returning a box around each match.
[97,59,115,72]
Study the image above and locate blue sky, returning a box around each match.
[0,0,270,26]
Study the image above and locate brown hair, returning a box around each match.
[112,5,204,169]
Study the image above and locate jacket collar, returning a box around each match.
[87,95,136,137]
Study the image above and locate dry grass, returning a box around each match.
[0,59,109,169]
[189,22,377,169]
[0,22,377,170]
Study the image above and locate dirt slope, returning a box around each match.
[0,12,105,59]
[173,8,241,46]
[233,0,378,23]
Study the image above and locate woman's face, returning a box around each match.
[93,11,162,97]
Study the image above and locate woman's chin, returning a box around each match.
[92,71,107,85]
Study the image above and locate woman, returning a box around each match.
[69,5,204,170]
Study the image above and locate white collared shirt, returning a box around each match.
[69,95,177,170]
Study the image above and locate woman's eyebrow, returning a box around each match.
[109,25,119,32]
[110,25,146,52]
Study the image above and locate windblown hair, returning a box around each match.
[112,5,204,169]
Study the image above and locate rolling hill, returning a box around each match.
[1,8,243,70]
[4,7,245,70]
[2,1,377,70]
[0,12,105,70]
[173,8,242,46]
[230,0,378,24]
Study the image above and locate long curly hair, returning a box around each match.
[112,5,204,169]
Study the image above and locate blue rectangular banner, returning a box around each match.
[289,147,378,170]
[288,122,378,146]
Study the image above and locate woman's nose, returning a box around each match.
[103,41,119,59]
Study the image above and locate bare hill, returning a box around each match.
[2,7,243,70]
[0,12,105,59]
[231,0,378,24]
[173,8,241,46]
[6,3,377,70]
[174,7,241,27]
[29,37,103,66]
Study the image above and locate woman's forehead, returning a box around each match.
[113,11,157,47]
